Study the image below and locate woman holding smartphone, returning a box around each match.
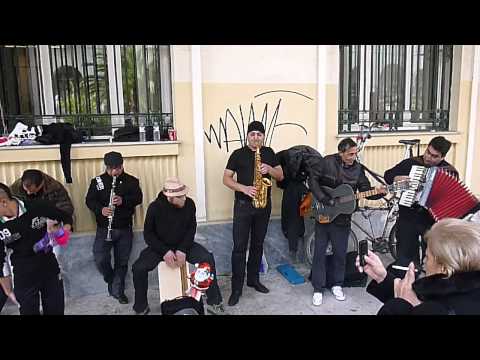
[357,218,480,315]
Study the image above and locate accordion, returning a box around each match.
[399,165,479,221]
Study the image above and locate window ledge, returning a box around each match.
[0,141,180,163]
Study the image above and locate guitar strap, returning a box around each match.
[360,163,387,186]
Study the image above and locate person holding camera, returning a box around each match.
[308,138,385,306]
[0,183,72,315]
[357,218,480,315]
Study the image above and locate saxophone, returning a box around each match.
[252,146,272,209]
[106,175,117,241]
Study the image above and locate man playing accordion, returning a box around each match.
[384,136,458,276]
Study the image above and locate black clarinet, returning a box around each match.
[106,175,117,241]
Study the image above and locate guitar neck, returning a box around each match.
[355,189,381,200]
[355,183,397,200]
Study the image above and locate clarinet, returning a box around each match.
[106,175,117,241]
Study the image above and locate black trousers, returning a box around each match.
[311,222,350,292]
[93,227,133,297]
[132,243,223,313]
[14,271,64,315]
[231,199,271,293]
[395,215,432,269]
[281,181,307,252]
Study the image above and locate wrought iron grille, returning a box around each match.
[339,45,453,133]
[0,45,173,140]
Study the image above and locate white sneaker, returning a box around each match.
[312,292,323,306]
[331,286,346,301]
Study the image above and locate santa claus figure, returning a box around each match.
[186,262,214,301]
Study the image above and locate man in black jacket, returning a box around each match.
[0,182,72,315]
[86,151,143,305]
[131,177,224,315]
[384,136,457,273]
[309,138,385,306]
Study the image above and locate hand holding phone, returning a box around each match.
[359,240,368,267]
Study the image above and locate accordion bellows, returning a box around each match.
[423,169,479,221]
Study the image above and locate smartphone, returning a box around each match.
[359,240,368,267]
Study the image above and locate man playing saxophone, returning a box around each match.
[86,152,143,305]
[223,121,284,306]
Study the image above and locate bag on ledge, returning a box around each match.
[113,125,153,142]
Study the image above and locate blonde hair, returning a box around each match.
[424,218,480,277]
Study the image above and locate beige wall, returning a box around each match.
[168,45,478,223]
[0,143,179,232]
[195,45,319,221]
[202,83,317,221]
[1,45,477,232]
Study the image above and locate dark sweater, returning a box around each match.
[384,156,458,220]
[85,171,143,229]
[308,153,383,226]
[0,198,72,278]
[11,173,75,218]
[143,192,197,257]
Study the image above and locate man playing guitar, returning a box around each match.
[308,138,386,306]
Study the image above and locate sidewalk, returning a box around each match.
[1,261,386,315]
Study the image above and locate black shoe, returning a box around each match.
[134,306,150,315]
[107,283,113,297]
[228,291,242,306]
[247,281,270,293]
[118,293,129,304]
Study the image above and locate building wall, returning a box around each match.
[0,143,179,232]
[198,45,319,221]
[1,45,477,232]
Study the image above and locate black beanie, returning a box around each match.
[247,121,265,134]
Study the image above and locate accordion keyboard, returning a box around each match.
[398,165,426,207]
[399,189,416,207]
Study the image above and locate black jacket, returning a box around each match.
[276,145,322,188]
[384,156,459,221]
[308,153,382,226]
[0,198,72,278]
[85,171,143,229]
[367,270,480,315]
[143,192,197,258]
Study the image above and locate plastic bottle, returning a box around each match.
[153,122,160,141]
[139,119,146,142]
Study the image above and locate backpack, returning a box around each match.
[113,125,154,142]
[160,296,205,315]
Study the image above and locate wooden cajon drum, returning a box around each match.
[157,262,189,302]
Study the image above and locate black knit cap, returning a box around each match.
[247,121,265,134]
[104,151,123,167]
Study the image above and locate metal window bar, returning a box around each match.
[1,44,174,139]
[339,45,453,133]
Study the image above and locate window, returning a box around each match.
[339,45,453,133]
[0,44,174,141]
[120,45,173,132]
[0,45,45,134]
